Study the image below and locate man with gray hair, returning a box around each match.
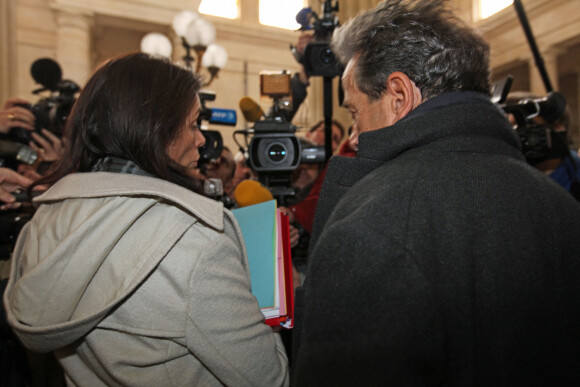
[292,0,580,385]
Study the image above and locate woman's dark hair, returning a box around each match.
[35,52,203,192]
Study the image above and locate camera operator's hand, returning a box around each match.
[296,33,314,84]
[0,97,35,134]
[0,167,33,210]
[30,129,64,162]
[288,224,300,248]
[278,206,295,223]
[278,207,300,248]
[297,33,314,56]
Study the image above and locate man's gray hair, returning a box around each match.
[331,0,491,102]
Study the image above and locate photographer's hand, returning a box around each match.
[296,33,314,84]
[288,224,300,248]
[0,167,33,210]
[297,33,314,56]
[0,97,35,134]
[30,129,64,162]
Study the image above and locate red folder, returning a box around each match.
[265,211,294,329]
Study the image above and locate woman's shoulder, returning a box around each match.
[38,172,226,232]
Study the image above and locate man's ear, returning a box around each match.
[385,71,422,121]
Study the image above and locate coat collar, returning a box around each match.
[35,172,224,230]
[357,91,522,163]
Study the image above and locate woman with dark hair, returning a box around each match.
[3,53,289,386]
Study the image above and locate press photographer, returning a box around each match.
[7,58,78,146]
[497,0,580,199]
[292,0,342,162]
[0,98,36,135]
[0,58,78,175]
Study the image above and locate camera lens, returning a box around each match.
[267,143,287,163]
[319,47,334,64]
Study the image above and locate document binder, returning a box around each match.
[232,200,294,329]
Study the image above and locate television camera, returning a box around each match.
[196,91,238,208]
[196,90,237,172]
[490,0,571,167]
[292,0,341,78]
[292,0,342,163]
[499,85,568,164]
[236,71,325,204]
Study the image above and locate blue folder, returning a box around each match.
[232,200,277,308]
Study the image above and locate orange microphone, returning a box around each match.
[233,179,273,207]
[239,97,265,123]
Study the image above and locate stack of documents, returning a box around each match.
[232,200,294,329]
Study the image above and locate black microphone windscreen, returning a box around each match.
[542,91,566,123]
[296,7,312,28]
[30,58,62,91]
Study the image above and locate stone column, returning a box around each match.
[240,0,259,26]
[0,0,17,102]
[53,6,94,87]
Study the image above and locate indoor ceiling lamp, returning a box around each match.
[140,10,228,86]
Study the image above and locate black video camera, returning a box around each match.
[492,76,568,164]
[243,72,326,202]
[294,0,342,77]
[508,98,568,164]
[9,58,79,145]
[249,117,301,173]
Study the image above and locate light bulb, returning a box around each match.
[140,33,173,58]
[185,17,216,47]
[173,10,199,37]
[202,44,228,69]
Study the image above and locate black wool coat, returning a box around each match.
[292,92,580,386]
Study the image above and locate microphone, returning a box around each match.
[204,177,236,209]
[233,179,273,208]
[296,7,314,30]
[30,58,63,92]
[504,91,567,123]
[0,140,38,165]
[239,97,265,123]
[204,178,223,199]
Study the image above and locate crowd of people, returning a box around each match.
[1,0,580,385]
